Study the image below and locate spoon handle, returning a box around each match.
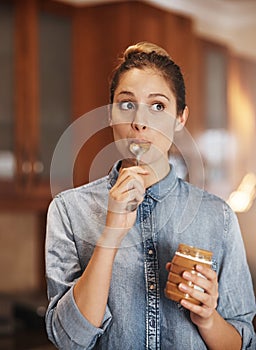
[126,201,139,212]
[126,156,140,211]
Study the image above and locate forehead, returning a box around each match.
[116,68,173,97]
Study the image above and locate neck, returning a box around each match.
[121,157,170,189]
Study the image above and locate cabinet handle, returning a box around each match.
[21,160,33,174]
[33,160,44,174]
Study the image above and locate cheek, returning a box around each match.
[111,126,131,158]
[151,121,176,155]
[157,133,173,152]
[152,119,176,141]
[111,124,127,140]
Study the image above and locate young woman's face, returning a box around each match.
[111,68,186,165]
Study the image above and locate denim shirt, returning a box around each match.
[45,163,256,350]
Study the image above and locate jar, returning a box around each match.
[164,243,213,305]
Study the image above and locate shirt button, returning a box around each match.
[149,284,155,290]
[148,249,154,255]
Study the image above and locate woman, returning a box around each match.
[45,42,256,349]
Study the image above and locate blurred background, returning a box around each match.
[0,0,255,348]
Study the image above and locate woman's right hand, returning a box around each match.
[105,166,148,237]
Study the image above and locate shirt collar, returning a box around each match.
[108,161,179,202]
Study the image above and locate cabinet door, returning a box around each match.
[0,2,15,183]
[204,46,228,129]
[38,11,72,182]
[197,40,230,198]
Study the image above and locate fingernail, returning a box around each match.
[180,299,188,307]
[196,264,203,271]
[179,283,188,291]
[183,271,191,279]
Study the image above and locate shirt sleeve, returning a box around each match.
[45,196,112,349]
[217,203,256,350]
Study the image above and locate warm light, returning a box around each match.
[227,172,256,212]
[239,173,256,195]
[227,191,251,212]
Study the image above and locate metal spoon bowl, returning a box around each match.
[129,141,151,165]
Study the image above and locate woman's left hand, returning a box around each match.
[178,264,219,329]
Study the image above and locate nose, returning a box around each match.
[131,104,147,131]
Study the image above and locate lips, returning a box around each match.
[129,138,151,145]
[129,140,151,159]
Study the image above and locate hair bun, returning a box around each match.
[123,41,170,61]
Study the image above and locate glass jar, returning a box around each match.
[165,243,213,305]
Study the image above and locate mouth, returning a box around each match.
[129,140,151,158]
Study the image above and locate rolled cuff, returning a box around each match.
[56,285,112,347]
[228,319,256,350]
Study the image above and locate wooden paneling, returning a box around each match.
[129,2,166,46]
[197,39,229,130]
[72,1,199,185]
[163,12,199,134]
[0,0,73,209]
[72,2,132,117]
[228,54,256,183]
[72,1,198,118]
[15,0,39,188]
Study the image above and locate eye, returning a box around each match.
[119,101,136,111]
[151,103,165,112]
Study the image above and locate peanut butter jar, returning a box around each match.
[164,243,213,305]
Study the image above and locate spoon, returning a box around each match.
[129,141,151,165]
[126,141,151,212]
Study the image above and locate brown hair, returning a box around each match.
[109,42,186,114]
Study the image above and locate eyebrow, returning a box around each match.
[117,91,134,98]
[148,93,170,101]
[116,91,170,101]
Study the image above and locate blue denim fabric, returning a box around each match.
[45,163,256,349]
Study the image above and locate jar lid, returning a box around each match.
[176,243,212,262]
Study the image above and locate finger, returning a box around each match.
[110,187,143,207]
[127,165,150,174]
[180,298,213,318]
[109,183,145,214]
[182,271,211,294]
[195,264,217,282]
[122,165,150,175]
[179,282,217,309]
[166,262,172,271]
[114,167,148,189]
[182,266,217,293]
[111,176,145,199]
[125,187,144,203]
[195,266,218,297]
[117,166,148,180]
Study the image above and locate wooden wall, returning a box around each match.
[228,55,256,179]
[72,1,199,185]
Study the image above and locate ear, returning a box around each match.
[175,106,189,132]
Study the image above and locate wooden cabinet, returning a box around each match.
[197,39,229,130]
[0,1,16,194]
[0,0,200,209]
[0,0,72,210]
